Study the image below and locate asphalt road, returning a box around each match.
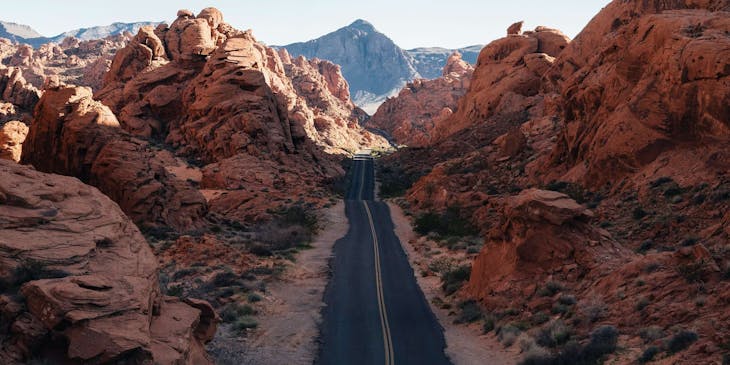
[316,156,451,365]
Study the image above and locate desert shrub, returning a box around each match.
[531,312,550,326]
[638,346,661,363]
[667,330,698,354]
[650,177,673,188]
[1,259,70,292]
[633,207,648,220]
[249,244,273,257]
[723,353,730,365]
[677,261,705,283]
[414,206,477,238]
[247,293,262,303]
[232,316,258,334]
[558,295,577,306]
[377,164,420,198]
[637,240,654,254]
[536,321,572,348]
[440,265,471,295]
[212,271,239,287]
[172,267,198,281]
[256,204,318,251]
[220,303,256,323]
[455,300,482,324]
[498,324,522,347]
[483,315,496,333]
[579,298,607,323]
[521,326,619,364]
[551,303,570,315]
[639,326,665,343]
[166,285,183,297]
[538,281,564,297]
[636,297,650,311]
[681,236,699,247]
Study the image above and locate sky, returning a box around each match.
[3,0,612,49]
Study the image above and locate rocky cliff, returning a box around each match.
[368,51,474,147]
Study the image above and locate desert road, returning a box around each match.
[316,154,451,365]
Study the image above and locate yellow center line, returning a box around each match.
[357,155,395,365]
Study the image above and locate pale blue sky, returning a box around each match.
[4,0,611,49]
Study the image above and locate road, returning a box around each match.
[316,155,451,365]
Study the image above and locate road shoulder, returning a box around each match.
[386,201,519,365]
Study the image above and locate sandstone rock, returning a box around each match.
[0,160,215,364]
[22,85,207,230]
[368,52,474,146]
[466,189,628,306]
[0,121,28,162]
[432,27,569,142]
[0,66,40,111]
[507,21,524,35]
[548,2,730,188]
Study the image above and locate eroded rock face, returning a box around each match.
[432,26,569,142]
[0,160,215,364]
[548,2,730,188]
[0,66,40,114]
[368,52,474,146]
[0,121,28,162]
[466,190,629,306]
[22,85,207,230]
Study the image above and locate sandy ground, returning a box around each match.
[208,201,347,365]
[387,201,519,365]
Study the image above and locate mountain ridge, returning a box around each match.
[0,20,160,47]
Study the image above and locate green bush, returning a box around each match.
[536,321,572,348]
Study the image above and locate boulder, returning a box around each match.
[0,121,28,162]
[0,160,215,364]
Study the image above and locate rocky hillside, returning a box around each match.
[368,51,474,147]
[382,1,730,363]
[0,20,159,47]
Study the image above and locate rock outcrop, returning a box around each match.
[0,33,132,92]
[368,52,474,146]
[0,160,216,364]
[548,1,730,188]
[432,26,569,142]
[0,66,40,115]
[0,121,28,161]
[466,189,629,306]
[22,85,207,230]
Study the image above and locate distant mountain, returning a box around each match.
[0,20,160,47]
[407,45,482,79]
[283,19,420,114]
[282,20,482,114]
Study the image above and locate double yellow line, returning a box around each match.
[357,157,395,365]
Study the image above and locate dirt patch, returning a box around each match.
[207,201,347,364]
[387,201,519,365]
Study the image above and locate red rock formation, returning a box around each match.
[22,85,206,230]
[0,121,28,162]
[93,8,386,222]
[466,189,630,306]
[368,52,474,146]
[548,1,730,188]
[0,33,131,92]
[0,66,40,113]
[432,26,569,142]
[0,160,216,364]
[507,21,524,35]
